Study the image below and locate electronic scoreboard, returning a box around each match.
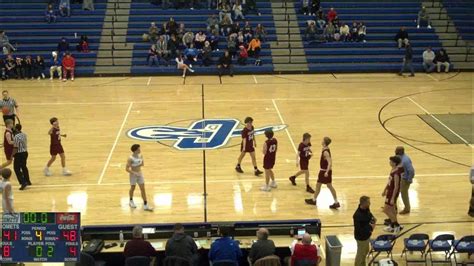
[1,212,81,263]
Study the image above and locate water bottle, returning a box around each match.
[119,230,124,244]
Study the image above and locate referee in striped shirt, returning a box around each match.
[12,124,30,190]
[1,90,19,124]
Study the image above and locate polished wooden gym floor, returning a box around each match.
[1,72,472,265]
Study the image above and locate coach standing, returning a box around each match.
[12,124,30,190]
[1,90,19,124]
[395,146,415,215]
[353,196,375,266]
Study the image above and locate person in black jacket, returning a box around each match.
[353,196,376,266]
[218,50,233,77]
[395,26,409,49]
[398,42,415,77]
[165,223,199,265]
[435,48,450,73]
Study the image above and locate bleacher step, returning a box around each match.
[94,66,131,74]
[273,63,309,72]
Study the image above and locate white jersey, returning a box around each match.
[129,154,143,168]
[1,180,14,213]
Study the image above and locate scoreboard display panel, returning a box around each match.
[1,212,81,263]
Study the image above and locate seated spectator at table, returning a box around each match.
[323,23,335,42]
[124,225,156,264]
[184,44,198,66]
[237,45,248,65]
[248,37,261,65]
[15,57,25,80]
[50,51,62,80]
[290,233,321,266]
[59,0,71,17]
[422,47,435,73]
[147,44,159,66]
[5,55,16,79]
[34,55,46,79]
[167,34,179,58]
[201,41,213,66]
[233,0,245,20]
[220,16,233,36]
[243,21,253,43]
[76,35,89,53]
[398,42,415,77]
[357,22,366,42]
[245,0,261,16]
[23,56,34,80]
[165,223,199,265]
[149,22,159,43]
[0,31,16,54]
[0,59,6,80]
[209,225,241,263]
[395,26,409,49]
[61,52,75,81]
[417,6,431,29]
[82,0,94,11]
[327,7,337,23]
[157,35,170,65]
[339,23,350,42]
[300,0,310,15]
[305,21,317,41]
[219,3,233,23]
[182,31,195,48]
[435,48,450,73]
[255,24,267,42]
[194,31,207,49]
[310,0,320,16]
[45,4,57,23]
[57,38,70,53]
[316,9,325,29]
[176,54,194,78]
[248,228,276,265]
[206,14,220,35]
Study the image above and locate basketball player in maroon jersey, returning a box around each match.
[382,156,404,233]
[289,133,315,193]
[261,129,277,192]
[1,119,14,169]
[44,117,72,176]
[305,137,340,209]
[235,117,263,176]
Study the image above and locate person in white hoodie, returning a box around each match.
[422,47,436,73]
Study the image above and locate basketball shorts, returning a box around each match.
[384,191,399,207]
[4,146,13,161]
[241,143,255,153]
[263,158,275,170]
[299,160,309,170]
[129,172,145,185]
[50,145,64,156]
[317,170,332,184]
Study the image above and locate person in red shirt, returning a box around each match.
[289,133,315,193]
[235,117,263,176]
[61,52,75,82]
[124,225,156,264]
[290,233,321,266]
[327,7,337,22]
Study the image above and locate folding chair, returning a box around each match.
[368,234,397,261]
[426,234,454,264]
[451,235,474,265]
[401,233,429,265]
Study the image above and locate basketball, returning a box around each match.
[2,107,9,115]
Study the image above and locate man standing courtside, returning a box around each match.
[0,90,19,124]
[353,196,376,266]
[395,146,415,215]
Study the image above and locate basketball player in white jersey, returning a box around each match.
[126,144,153,211]
[1,168,15,214]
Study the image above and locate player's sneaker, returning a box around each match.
[44,167,52,176]
[329,202,341,209]
[235,165,244,173]
[71,77,74,81]
[393,225,404,234]
[269,181,277,188]
[306,185,315,194]
[62,169,72,176]
[383,226,394,233]
[254,169,263,176]
[289,176,296,186]
[260,185,271,192]
[143,204,154,211]
[129,200,137,208]
[384,218,391,226]
[305,198,317,205]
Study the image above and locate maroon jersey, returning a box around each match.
[50,127,61,147]
[3,129,13,160]
[320,148,331,170]
[385,167,404,206]
[298,142,312,161]
[241,126,255,152]
[317,148,333,184]
[263,138,278,169]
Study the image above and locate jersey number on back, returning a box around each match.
[268,144,277,153]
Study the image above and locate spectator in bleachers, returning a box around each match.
[417,6,431,29]
[227,34,238,58]
[149,22,159,43]
[255,24,266,43]
[248,37,261,65]
[50,51,62,80]
[176,23,186,43]
[184,44,198,67]
[237,45,248,65]
[248,228,276,265]
[124,225,156,262]
[147,44,159,66]
[332,15,340,28]
[289,233,321,266]
[57,38,70,53]
[176,53,194,78]
[206,14,220,35]
[15,57,25,80]
[305,21,317,42]
[207,0,217,10]
[217,50,233,77]
[233,0,245,20]
[59,0,71,17]
[0,31,16,54]
[165,223,199,265]
[5,55,16,79]
[157,35,170,65]
[220,16,233,36]
[208,33,219,51]
[166,18,178,36]
[327,7,337,23]
[310,0,320,16]
[398,41,414,77]
[339,23,350,42]
[82,0,94,11]
[242,21,253,43]
[167,34,179,58]
[237,32,245,47]
[0,59,6,80]
[230,22,241,36]
[219,3,233,23]
[395,27,409,49]
[209,225,242,263]
[435,48,450,73]
[61,52,75,81]
[300,0,310,15]
[323,23,335,42]
[194,31,207,49]
[357,22,366,42]
[316,9,325,29]
[245,0,260,16]
[34,56,46,79]
[350,22,358,42]
[24,56,34,80]
[45,4,57,23]
[183,31,195,48]
[422,47,436,73]
[76,35,89,53]
[201,41,213,66]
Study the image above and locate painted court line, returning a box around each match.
[97,102,134,184]
[147,77,152,86]
[272,99,298,153]
[407,97,472,147]
[252,75,258,84]
[426,74,439,81]
[31,173,467,188]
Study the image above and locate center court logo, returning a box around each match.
[127,119,287,150]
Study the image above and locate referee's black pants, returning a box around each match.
[14,152,30,185]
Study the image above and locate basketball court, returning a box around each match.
[1,72,472,264]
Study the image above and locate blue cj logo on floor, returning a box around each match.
[127,119,287,150]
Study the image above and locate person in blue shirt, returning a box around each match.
[184,44,198,68]
[395,146,415,215]
[209,226,242,265]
